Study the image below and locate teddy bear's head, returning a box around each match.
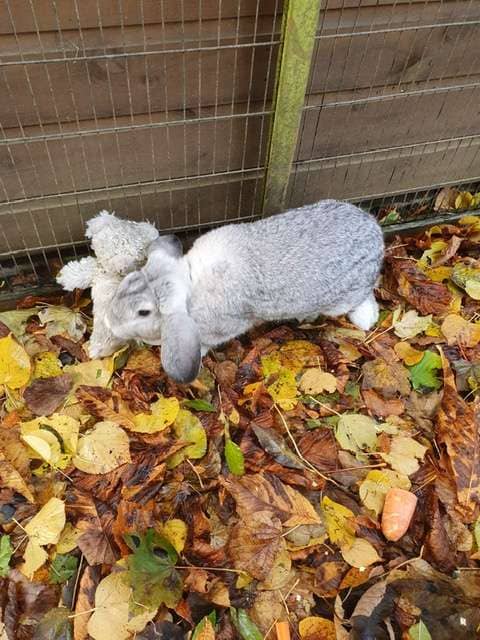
[85,210,159,276]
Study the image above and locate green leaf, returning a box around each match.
[0,535,13,577]
[408,619,432,640]
[0,308,40,340]
[49,553,79,584]
[167,409,207,468]
[408,351,442,391]
[230,608,263,640]
[379,209,400,226]
[124,529,183,610]
[34,607,73,640]
[182,399,216,412]
[225,439,245,476]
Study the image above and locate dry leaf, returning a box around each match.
[24,374,73,416]
[299,368,337,394]
[299,617,336,640]
[321,496,355,548]
[359,469,411,516]
[393,310,432,339]
[76,385,136,429]
[381,436,427,476]
[132,396,180,433]
[0,334,31,389]
[362,358,411,398]
[73,421,131,474]
[441,314,480,348]
[363,389,405,418]
[0,451,34,502]
[394,342,424,366]
[341,538,380,568]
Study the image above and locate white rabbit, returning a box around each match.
[105,200,384,383]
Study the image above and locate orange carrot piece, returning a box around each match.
[276,621,291,640]
[381,487,418,541]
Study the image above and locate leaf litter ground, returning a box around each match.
[2,215,480,639]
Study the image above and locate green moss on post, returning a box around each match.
[262,0,321,216]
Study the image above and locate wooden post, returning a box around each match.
[262,0,321,216]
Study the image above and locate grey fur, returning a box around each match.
[106,200,384,382]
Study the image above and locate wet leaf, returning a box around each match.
[0,334,31,389]
[408,350,442,391]
[0,535,13,577]
[321,496,355,548]
[341,537,380,568]
[225,438,245,476]
[183,399,216,412]
[24,374,73,416]
[392,256,453,315]
[49,554,79,584]
[393,310,432,339]
[167,409,207,468]
[124,529,183,610]
[73,421,131,474]
[87,572,156,640]
[251,423,303,469]
[132,396,180,433]
[34,607,73,640]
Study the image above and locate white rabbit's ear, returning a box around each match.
[160,312,202,383]
[147,235,183,258]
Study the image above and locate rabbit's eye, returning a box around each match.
[138,309,151,317]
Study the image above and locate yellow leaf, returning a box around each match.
[0,334,31,389]
[21,541,48,579]
[455,191,474,210]
[132,396,180,433]
[56,522,81,554]
[22,433,57,463]
[261,353,282,377]
[459,214,480,229]
[466,280,480,300]
[393,310,432,339]
[321,496,355,548]
[167,409,207,468]
[0,452,34,502]
[87,572,156,640]
[32,351,62,379]
[63,358,113,393]
[299,368,337,395]
[394,342,424,366]
[441,314,480,348]
[424,266,452,282]
[21,414,80,469]
[278,340,322,373]
[359,469,411,516]
[243,382,262,396]
[73,421,131,475]
[25,497,66,546]
[299,616,336,640]
[158,519,187,554]
[229,408,240,425]
[266,368,298,411]
[341,537,380,568]
[195,619,216,640]
[381,436,427,476]
[283,484,322,528]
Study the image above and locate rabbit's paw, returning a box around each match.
[348,295,379,331]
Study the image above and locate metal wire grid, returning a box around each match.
[0,0,479,290]
[288,0,480,210]
[0,0,281,283]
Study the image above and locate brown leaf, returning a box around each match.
[431,235,462,267]
[23,373,73,416]
[51,334,88,362]
[362,357,411,398]
[74,566,101,640]
[390,257,452,315]
[298,429,338,472]
[436,353,480,522]
[251,423,304,469]
[362,388,405,417]
[125,348,161,376]
[214,360,238,387]
[434,187,459,211]
[112,499,156,555]
[227,510,285,580]
[76,385,136,430]
[424,490,457,572]
[220,473,321,528]
[69,491,117,565]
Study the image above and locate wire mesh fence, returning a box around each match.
[0,0,479,295]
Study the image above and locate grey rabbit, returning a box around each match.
[105,200,384,383]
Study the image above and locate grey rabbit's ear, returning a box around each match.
[114,270,149,300]
[160,312,202,383]
[148,235,183,258]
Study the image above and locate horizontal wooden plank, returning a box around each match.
[287,136,480,206]
[0,174,263,254]
[0,109,270,200]
[0,41,278,128]
[0,0,280,34]
[297,85,480,160]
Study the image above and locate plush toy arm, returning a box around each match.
[56,257,98,291]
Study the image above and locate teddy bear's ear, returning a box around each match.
[85,210,116,239]
[147,235,183,258]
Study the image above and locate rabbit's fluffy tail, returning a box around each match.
[348,294,379,331]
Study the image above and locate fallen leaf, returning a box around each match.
[434,187,458,211]
[0,334,31,389]
[335,414,378,457]
[359,469,411,516]
[34,607,73,640]
[409,620,433,640]
[381,436,427,476]
[24,374,73,416]
[251,423,303,469]
[192,616,216,640]
[455,191,474,210]
[362,388,405,418]
[74,565,100,640]
[451,262,480,300]
[49,553,79,584]
[157,519,188,554]
[0,308,40,339]
[408,350,442,391]
[341,537,380,568]
[394,342,424,366]
[441,314,480,348]
[21,414,79,468]
[24,497,66,546]
[182,398,216,412]
[230,608,263,640]
[321,496,355,548]
[38,306,87,341]
[73,421,131,474]
[299,616,336,640]
[393,310,432,339]
[56,523,81,554]
[87,572,156,640]
[132,396,180,433]
[125,348,161,376]
[124,529,183,610]
[299,368,337,394]
[266,368,298,411]
[22,541,48,579]
[167,409,207,468]
[391,257,452,315]
[224,438,245,476]
[63,358,113,392]
[0,451,34,502]
[221,473,321,528]
[0,535,12,577]
[431,235,462,267]
[362,358,411,398]
[436,353,480,521]
[228,511,285,580]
